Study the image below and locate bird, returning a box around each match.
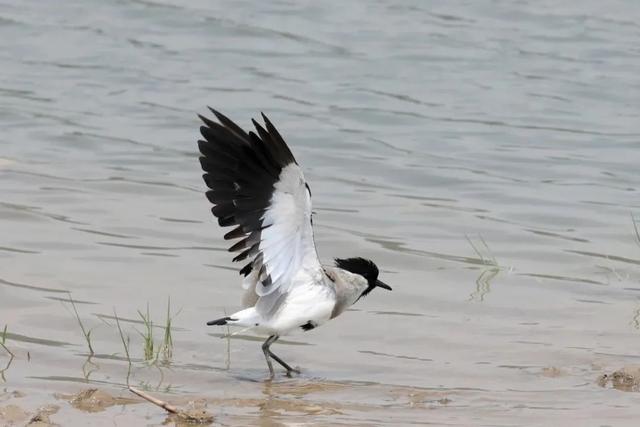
[197,107,392,378]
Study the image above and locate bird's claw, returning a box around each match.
[285,367,301,377]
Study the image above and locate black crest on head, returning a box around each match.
[335,257,380,297]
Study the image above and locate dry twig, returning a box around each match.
[129,386,179,414]
[128,386,214,424]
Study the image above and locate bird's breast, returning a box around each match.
[264,282,335,335]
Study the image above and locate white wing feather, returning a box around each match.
[255,163,321,296]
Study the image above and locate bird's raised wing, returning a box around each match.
[198,108,321,297]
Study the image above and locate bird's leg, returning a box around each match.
[264,336,300,376]
[262,335,278,379]
[268,351,300,376]
[261,335,300,377]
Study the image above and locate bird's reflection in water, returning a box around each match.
[255,378,346,425]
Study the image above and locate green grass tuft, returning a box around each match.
[159,297,174,363]
[0,325,14,358]
[114,309,132,385]
[67,292,94,355]
[136,298,178,364]
[137,303,155,362]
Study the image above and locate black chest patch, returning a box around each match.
[300,321,316,331]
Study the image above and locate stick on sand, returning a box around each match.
[128,386,214,424]
[128,386,180,414]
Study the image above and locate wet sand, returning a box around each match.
[3,336,640,426]
[3,375,640,426]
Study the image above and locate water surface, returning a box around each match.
[2,0,640,425]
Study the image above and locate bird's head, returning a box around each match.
[334,257,392,300]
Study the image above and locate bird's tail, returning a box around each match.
[206,307,259,327]
[206,316,234,326]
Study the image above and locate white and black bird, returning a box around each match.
[197,108,392,378]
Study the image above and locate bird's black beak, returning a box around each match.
[376,279,392,291]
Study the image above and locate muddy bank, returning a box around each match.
[598,366,640,392]
[0,381,456,426]
[0,398,59,427]
[3,365,640,426]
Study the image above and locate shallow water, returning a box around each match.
[2,0,640,425]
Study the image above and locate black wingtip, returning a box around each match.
[207,106,221,118]
[198,114,218,131]
[207,316,234,326]
[206,106,249,139]
[207,106,227,124]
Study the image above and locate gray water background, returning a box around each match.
[1,0,640,425]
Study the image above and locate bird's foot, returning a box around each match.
[285,367,301,377]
